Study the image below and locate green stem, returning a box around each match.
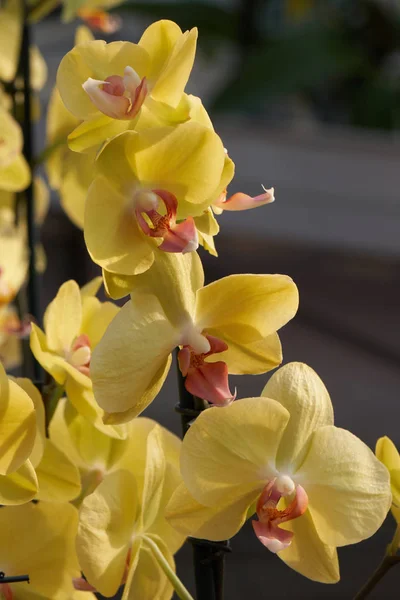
[143,536,195,600]
[42,380,64,430]
[353,527,400,600]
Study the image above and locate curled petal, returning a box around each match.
[252,519,293,553]
[159,217,199,254]
[215,187,275,211]
[205,334,228,355]
[82,77,131,119]
[73,577,97,592]
[128,76,148,119]
[177,347,191,377]
[184,361,235,406]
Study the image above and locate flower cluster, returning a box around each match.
[0,12,396,600]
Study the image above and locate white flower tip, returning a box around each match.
[261,184,275,202]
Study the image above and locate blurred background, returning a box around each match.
[33,0,400,597]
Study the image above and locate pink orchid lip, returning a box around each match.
[73,577,97,592]
[136,189,199,254]
[3,314,33,339]
[252,479,308,553]
[82,73,148,120]
[215,187,275,211]
[0,583,13,600]
[177,334,235,406]
[69,333,91,376]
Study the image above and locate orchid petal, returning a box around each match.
[91,297,177,419]
[181,397,290,505]
[195,273,299,343]
[215,188,275,211]
[297,425,391,547]
[43,280,82,355]
[35,439,81,502]
[166,482,258,541]
[77,469,139,597]
[263,362,334,473]
[279,504,340,584]
[0,460,38,505]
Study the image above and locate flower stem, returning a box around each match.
[353,527,400,599]
[143,536,195,600]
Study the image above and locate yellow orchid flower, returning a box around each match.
[376,436,400,527]
[14,378,82,503]
[75,421,186,599]
[29,277,125,437]
[91,251,298,423]
[46,26,96,229]
[0,363,38,505]
[0,502,86,599]
[0,107,30,192]
[49,399,182,513]
[85,121,229,278]
[166,362,391,584]
[57,20,197,151]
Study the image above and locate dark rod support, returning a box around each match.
[20,0,41,381]
[175,351,230,600]
[0,572,30,584]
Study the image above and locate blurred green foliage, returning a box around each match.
[119,0,400,130]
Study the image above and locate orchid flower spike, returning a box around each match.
[166,362,392,584]
[91,251,298,423]
[29,277,124,438]
[57,20,197,152]
[84,122,229,278]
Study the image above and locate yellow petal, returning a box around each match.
[181,397,290,505]
[80,295,119,349]
[77,469,139,597]
[149,462,185,554]
[148,26,198,107]
[75,24,95,45]
[128,251,204,329]
[195,274,299,344]
[126,536,174,600]
[298,425,391,547]
[376,436,400,472]
[50,398,128,472]
[0,460,38,505]
[130,122,226,214]
[103,268,137,300]
[43,279,82,354]
[0,365,36,475]
[140,425,166,531]
[279,505,340,584]
[35,439,81,502]
[206,331,283,375]
[0,502,80,598]
[166,482,258,541]
[30,45,47,91]
[0,153,30,191]
[263,362,334,472]
[391,468,400,508]
[30,322,72,385]
[60,149,95,228]
[85,175,155,275]
[0,0,21,82]
[138,20,183,81]
[91,297,177,417]
[68,114,129,152]
[57,40,149,120]
[14,377,46,468]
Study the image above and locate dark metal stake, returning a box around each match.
[0,571,30,584]
[175,351,230,600]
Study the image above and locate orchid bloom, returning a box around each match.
[91,251,298,423]
[57,20,197,152]
[47,26,96,229]
[0,107,30,192]
[0,363,38,505]
[166,362,391,583]
[376,436,400,526]
[0,502,92,600]
[29,277,125,437]
[75,421,185,599]
[0,226,27,307]
[84,121,229,277]
[62,0,124,31]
